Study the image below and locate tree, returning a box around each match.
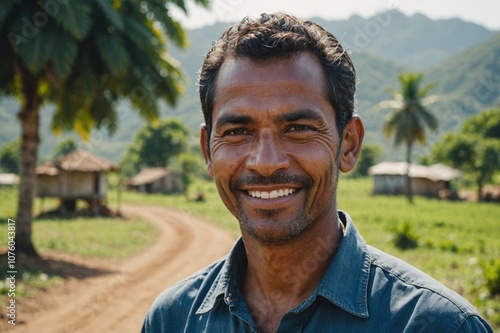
[52,137,78,159]
[351,143,382,177]
[378,72,439,203]
[431,108,500,200]
[0,138,20,173]
[0,0,209,256]
[120,118,189,176]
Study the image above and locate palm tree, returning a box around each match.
[0,0,208,256]
[378,72,439,203]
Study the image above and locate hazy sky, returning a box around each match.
[171,0,500,30]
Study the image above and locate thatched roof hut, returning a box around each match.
[126,167,183,194]
[36,149,118,202]
[368,162,461,197]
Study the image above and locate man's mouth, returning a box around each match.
[247,188,297,199]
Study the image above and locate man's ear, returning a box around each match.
[339,116,364,173]
[200,124,213,178]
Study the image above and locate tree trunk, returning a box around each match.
[15,68,41,257]
[406,141,413,204]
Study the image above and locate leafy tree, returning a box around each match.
[0,0,209,256]
[378,72,439,203]
[171,151,207,189]
[431,108,500,200]
[121,118,189,176]
[0,138,20,173]
[351,143,382,177]
[52,137,78,159]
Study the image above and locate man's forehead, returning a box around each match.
[215,52,326,92]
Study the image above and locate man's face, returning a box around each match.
[201,52,349,243]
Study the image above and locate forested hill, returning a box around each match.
[0,10,498,163]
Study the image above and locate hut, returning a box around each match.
[368,162,461,197]
[126,167,184,194]
[36,149,118,212]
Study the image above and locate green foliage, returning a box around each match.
[351,143,382,177]
[0,138,20,173]
[170,151,207,188]
[120,118,189,176]
[392,220,419,250]
[431,108,500,198]
[52,137,78,159]
[1,0,210,134]
[480,258,500,297]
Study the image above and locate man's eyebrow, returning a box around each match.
[275,109,324,123]
[214,114,255,130]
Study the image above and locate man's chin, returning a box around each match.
[239,216,309,244]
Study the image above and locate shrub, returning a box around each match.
[481,257,500,297]
[392,221,419,250]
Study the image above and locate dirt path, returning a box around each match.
[7,204,236,333]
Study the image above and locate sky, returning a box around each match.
[170,0,500,31]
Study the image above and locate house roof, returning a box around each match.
[36,149,118,175]
[127,168,171,186]
[368,162,461,182]
[0,173,19,185]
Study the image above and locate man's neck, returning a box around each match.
[240,214,344,331]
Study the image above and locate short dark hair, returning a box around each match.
[199,12,356,140]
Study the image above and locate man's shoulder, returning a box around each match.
[142,257,227,332]
[367,245,492,331]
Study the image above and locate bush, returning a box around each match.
[392,221,419,250]
[481,257,500,297]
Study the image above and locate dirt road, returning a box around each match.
[8,204,236,333]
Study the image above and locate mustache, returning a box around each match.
[231,172,312,189]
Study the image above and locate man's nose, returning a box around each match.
[246,130,290,177]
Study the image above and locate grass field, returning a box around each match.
[110,176,500,328]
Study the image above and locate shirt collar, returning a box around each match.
[316,210,370,318]
[196,210,371,318]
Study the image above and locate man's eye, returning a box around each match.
[288,125,312,132]
[225,128,248,136]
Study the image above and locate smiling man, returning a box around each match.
[141,13,493,333]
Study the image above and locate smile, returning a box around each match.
[248,189,296,199]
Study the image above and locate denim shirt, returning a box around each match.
[141,211,493,332]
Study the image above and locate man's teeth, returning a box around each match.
[248,189,296,199]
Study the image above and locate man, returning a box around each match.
[142,13,493,332]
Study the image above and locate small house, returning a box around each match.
[368,162,461,197]
[36,149,118,211]
[126,168,184,194]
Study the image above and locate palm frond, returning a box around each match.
[12,10,54,74]
[95,0,124,31]
[49,30,78,83]
[421,95,442,106]
[123,15,158,51]
[149,5,187,48]
[90,92,118,134]
[51,0,92,40]
[377,100,403,110]
[96,33,130,76]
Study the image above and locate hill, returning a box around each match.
[311,10,494,69]
[0,11,498,163]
